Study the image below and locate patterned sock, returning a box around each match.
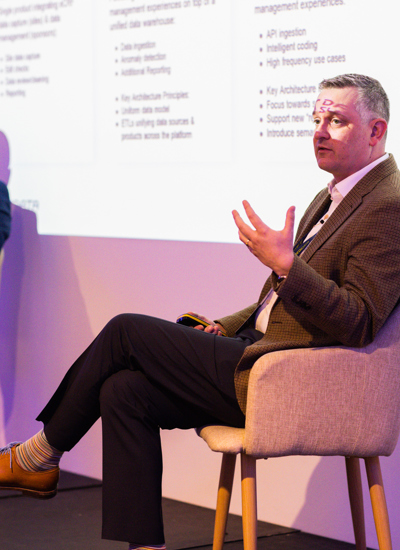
[15,430,63,472]
[129,545,166,550]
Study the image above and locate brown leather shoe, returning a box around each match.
[0,443,59,499]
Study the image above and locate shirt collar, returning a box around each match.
[327,153,389,202]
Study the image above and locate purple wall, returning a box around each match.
[1,204,400,549]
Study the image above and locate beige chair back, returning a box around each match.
[244,301,400,458]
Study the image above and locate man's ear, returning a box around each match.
[370,118,388,145]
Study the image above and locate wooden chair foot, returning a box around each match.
[346,457,366,550]
[213,453,237,550]
[241,454,257,550]
[365,457,392,550]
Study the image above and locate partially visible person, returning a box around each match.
[0,131,11,256]
[0,181,11,254]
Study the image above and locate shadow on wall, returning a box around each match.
[0,205,29,424]
[0,204,95,445]
[293,447,400,549]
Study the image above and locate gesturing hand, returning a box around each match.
[232,200,295,277]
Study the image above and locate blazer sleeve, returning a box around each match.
[216,303,258,337]
[273,192,400,347]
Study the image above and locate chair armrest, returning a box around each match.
[244,344,400,458]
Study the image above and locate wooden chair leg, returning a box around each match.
[345,457,367,550]
[213,453,237,550]
[365,457,392,550]
[241,454,257,550]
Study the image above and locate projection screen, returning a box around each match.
[1,0,398,242]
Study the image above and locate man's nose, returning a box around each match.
[314,124,330,140]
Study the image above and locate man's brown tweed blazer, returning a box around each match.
[218,155,400,412]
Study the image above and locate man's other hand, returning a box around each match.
[187,312,226,336]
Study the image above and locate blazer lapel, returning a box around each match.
[295,191,331,245]
[300,155,397,263]
[300,193,361,263]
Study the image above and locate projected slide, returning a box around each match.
[0,1,398,242]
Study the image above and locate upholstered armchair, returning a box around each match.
[198,303,400,550]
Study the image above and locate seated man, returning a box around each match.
[1,74,400,550]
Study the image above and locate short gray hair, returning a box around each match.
[319,74,390,124]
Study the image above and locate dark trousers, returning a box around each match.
[37,314,261,544]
